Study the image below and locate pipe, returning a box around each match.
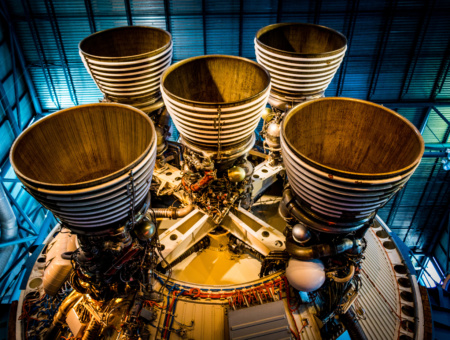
[327,265,356,283]
[285,236,355,260]
[0,184,18,276]
[150,205,194,219]
[340,308,368,340]
[182,171,215,192]
[43,290,83,340]
[81,318,102,340]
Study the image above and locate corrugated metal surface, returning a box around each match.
[228,300,291,340]
[1,0,450,256]
[359,228,400,339]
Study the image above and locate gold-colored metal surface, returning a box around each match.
[228,166,246,182]
[283,97,424,177]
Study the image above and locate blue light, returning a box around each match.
[418,257,443,288]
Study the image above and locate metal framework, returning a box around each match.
[0,0,42,115]
[84,0,96,34]
[202,0,207,54]
[386,104,450,246]
[335,0,359,96]
[0,0,57,303]
[163,0,171,33]
[238,0,243,57]
[21,0,61,110]
[0,170,57,302]
[124,0,133,26]
[366,0,397,101]
[44,0,79,106]
[398,0,434,101]
[431,38,450,101]
[276,0,282,23]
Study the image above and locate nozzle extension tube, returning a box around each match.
[149,205,194,219]
[327,264,356,283]
[285,236,355,260]
[341,308,369,340]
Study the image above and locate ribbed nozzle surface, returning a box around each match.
[255,23,346,102]
[11,103,157,229]
[79,26,172,110]
[161,55,271,151]
[281,97,424,225]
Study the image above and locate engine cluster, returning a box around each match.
[12,21,424,340]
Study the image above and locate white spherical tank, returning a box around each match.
[285,258,326,292]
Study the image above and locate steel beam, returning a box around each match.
[238,0,243,57]
[404,125,450,246]
[84,0,96,33]
[124,0,132,26]
[0,248,28,286]
[17,222,37,236]
[430,37,450,101]
[367,0,396,101]
[417,170,449,247]
[0,69,12,84]
[0,0,42,115]
[313,0,322,25]
[419,106,432,134]
[386,186,405,227]
[432,107,450,127]
[427,206,449,256]
[276,0,282,23]
[403,159,441,242]
[0,80,21,137]
[22,0,60,110]
[163,0,171,33]
[403,158,439,244]
[0,211,54,291]
[202,0,207,54]
[335,0,359,96]
[0,182,39,235]
[379,101,450,108]
[447,216,450,272]
[44,0,79,106]
[423,152,448,158]
[0,236,37,248]
[425,143,450,150]
[9,29,21,129]
[398,0,435,100]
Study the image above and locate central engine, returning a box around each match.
[160,55,270,223]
